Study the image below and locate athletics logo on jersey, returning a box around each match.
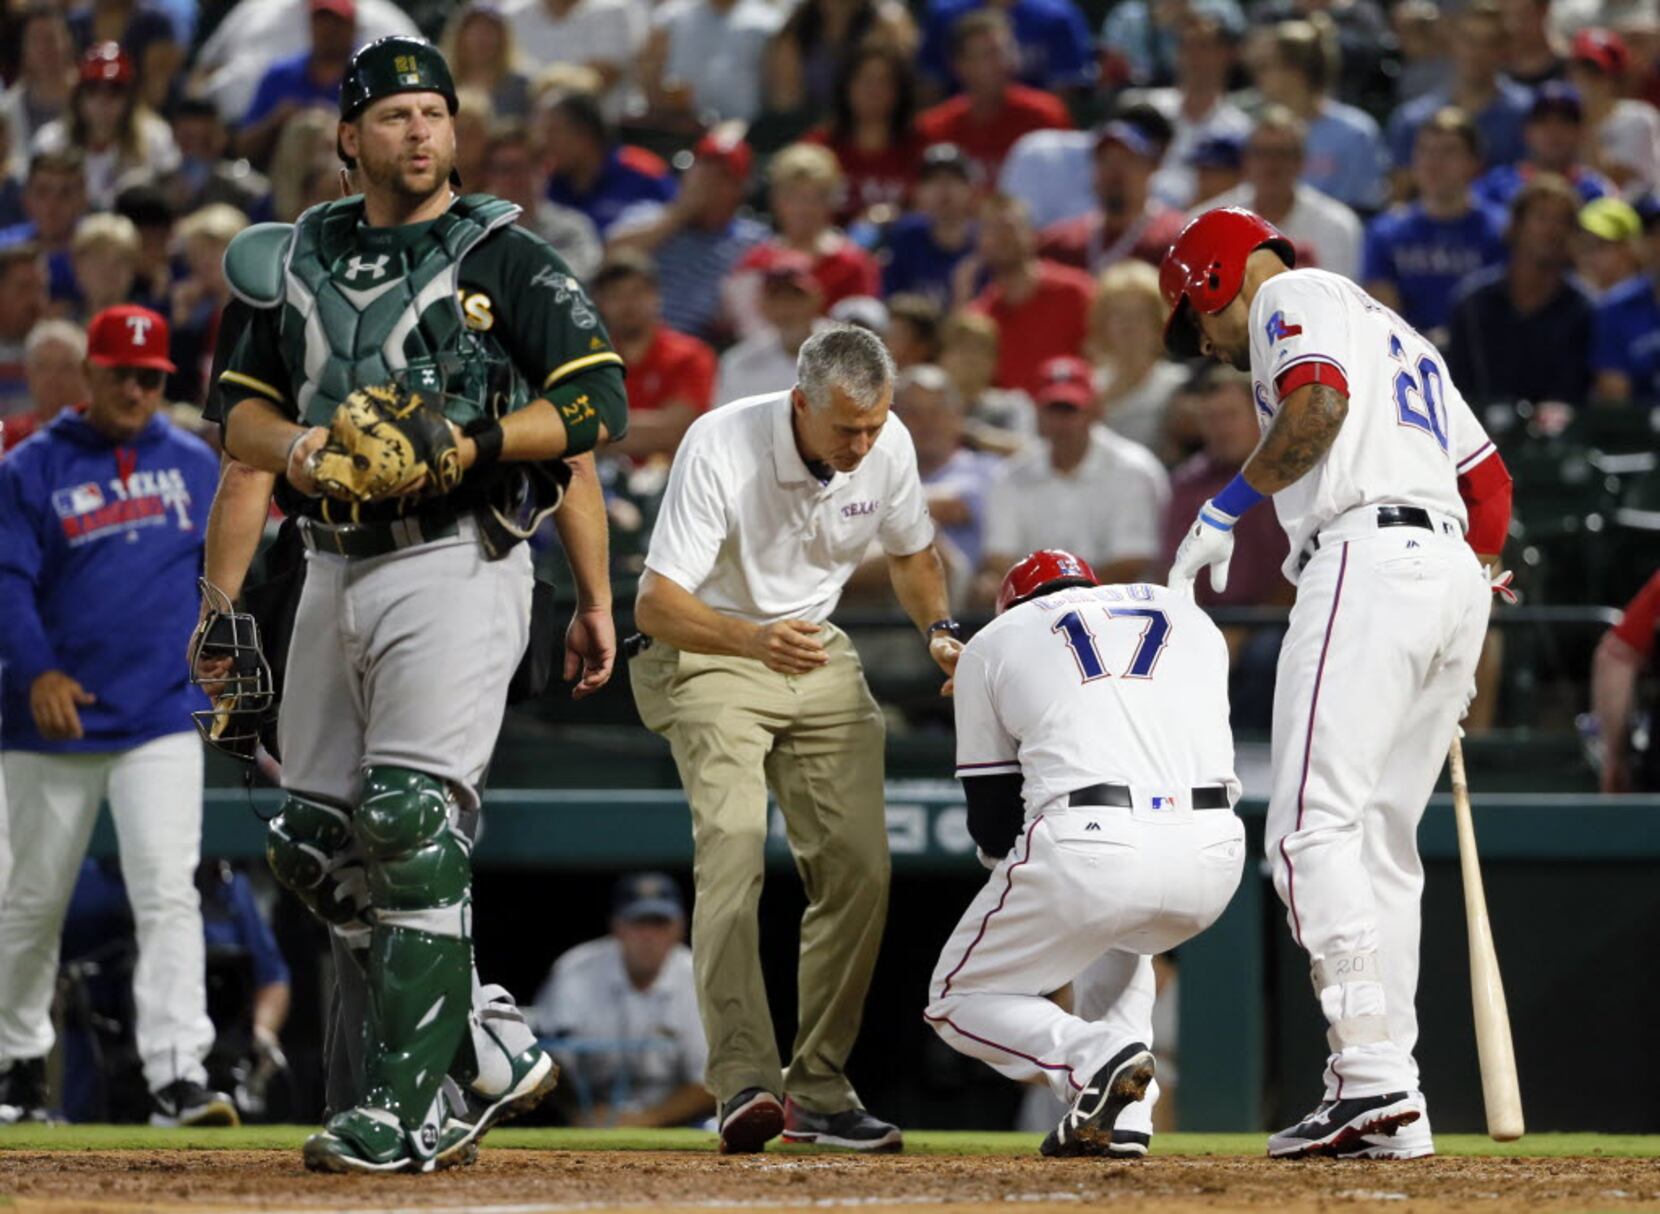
[1265,310,1303,343]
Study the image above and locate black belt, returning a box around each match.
[299,507,464,558]
[1296,505,1436,574]
[1068,783,1230,810]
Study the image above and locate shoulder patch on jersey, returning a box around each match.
[1265,309,1303,344]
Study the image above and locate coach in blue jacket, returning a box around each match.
[0,305,236,1128]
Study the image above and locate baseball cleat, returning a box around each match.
[0,1058,54,1125]
[149,1079,240,1128]
[1267,1092,1424,1159]
[718,1087,785,1154]
[1040,1044,1156,1158]
[433,1045,559,1168]
[302,1106,416,1174]
[780,1099,903,1152]
[1106,1129,1151,1158]
[1332,1106,1435,1159]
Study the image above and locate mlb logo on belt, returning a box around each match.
[1152,795,1179,810]
[1265,310,1303,343]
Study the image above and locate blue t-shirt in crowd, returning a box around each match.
[1362,201,1507,333]
[546,148,676,236]
[1591,275,1660,400]
[1473,162,1612,212]
[612,204,768,341]
[921,0,1094,90]
[882,214,976,309]
[242,52,342,127]
[1303,99,1389,211]
[0,409,217,751]
[1387,82,1532,171]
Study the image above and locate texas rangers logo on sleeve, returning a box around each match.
[1265,310,1303,343]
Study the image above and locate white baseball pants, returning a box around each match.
[926,804,1244,1106]
[1266,516,1490,1101]
[0,731,215,1091]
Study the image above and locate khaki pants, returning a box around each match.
[630,623,889,1111]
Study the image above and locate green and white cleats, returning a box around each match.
[303,1106,420,1174]
[433,1042,559,1168]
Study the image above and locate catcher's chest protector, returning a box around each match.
[278,194,526,426]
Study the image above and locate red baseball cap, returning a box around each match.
[761,249,820,295]
[1572,28,1630,76]
[87,305,176,373]
[310,0,357,20]
[694,128,753,182]
[1034,356,1095,409]
[80,42,134,87]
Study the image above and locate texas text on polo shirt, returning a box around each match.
[643,390,936,624]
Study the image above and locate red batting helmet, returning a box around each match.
[997,549,1099,615]
[1160,207,1295,359]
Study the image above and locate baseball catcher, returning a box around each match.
[206,34,627,1175]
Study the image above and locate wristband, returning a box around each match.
[1203,474,1265,530]
[464,416,505,468]
[284,427,312,467]
[926,618,962,640]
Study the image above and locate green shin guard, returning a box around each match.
[267,796,372,936]
[353,767,475,1152]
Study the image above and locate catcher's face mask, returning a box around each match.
[189,580,276,762]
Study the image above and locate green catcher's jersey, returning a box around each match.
[217,193,626,444]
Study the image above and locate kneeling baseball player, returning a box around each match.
[925,551,1245,1157]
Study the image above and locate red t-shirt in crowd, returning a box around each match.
[627,325,717,417]
[916,86,1073,180]
[0,410,43,455]
[1038,204,1188,274]
[970,259,1096,393]
[1613,571,1660,659]
[736,237,882,310]
[805,127,928,223]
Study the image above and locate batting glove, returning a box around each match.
[1488,567,1520,605]
[1168,499,1239,597]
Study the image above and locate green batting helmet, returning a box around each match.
[338,35,457,121]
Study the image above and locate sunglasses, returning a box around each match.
[110,366,166,391]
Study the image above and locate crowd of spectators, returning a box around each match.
[1,0,1658,616]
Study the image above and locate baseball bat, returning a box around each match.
[1448,735,1525,1141]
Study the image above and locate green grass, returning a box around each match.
[1,1126,1657,1158]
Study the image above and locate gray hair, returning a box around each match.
[894,363,963,412]
[24,318,86,362]
[796,323,897,412]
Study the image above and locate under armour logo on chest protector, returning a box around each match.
[343,254,391,281]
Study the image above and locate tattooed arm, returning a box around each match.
[1241,381,1349,494]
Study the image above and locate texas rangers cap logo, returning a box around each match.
[1265,310,1303,343]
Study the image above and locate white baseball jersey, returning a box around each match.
[953,582,1239,815]
[1247,268,1497,577]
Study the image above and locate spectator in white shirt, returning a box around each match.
[977,355,1170,605]
[503,0,644,121]
[1087,260,1190,455]
[1143,13,1252,208]
[530,873,713,1129]
[640,0,783,124]
[1191,105,1363,281]
[714,253,825,405]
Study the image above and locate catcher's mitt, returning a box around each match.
[310,382,463,502]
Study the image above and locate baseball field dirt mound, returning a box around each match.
[3,1149,1659,1214]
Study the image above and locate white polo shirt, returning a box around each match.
[982,425,1170,568]
[645,391,936,624]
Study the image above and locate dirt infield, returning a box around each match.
[3,1149,1659,1214]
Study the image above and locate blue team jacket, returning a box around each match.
[0,408,219,752]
